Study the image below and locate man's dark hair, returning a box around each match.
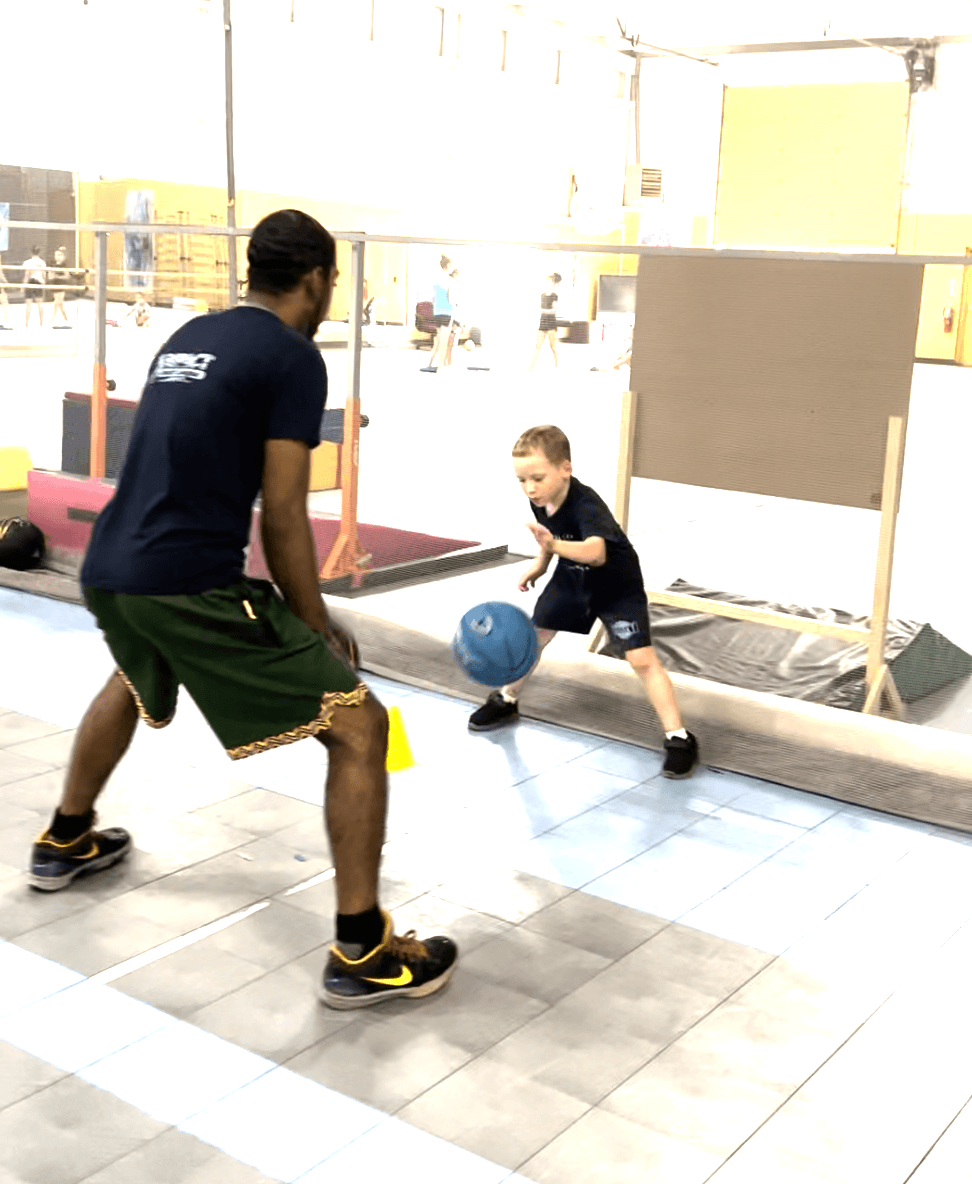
[246,210,336,295]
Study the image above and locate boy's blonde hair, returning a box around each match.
[512,424,571,465]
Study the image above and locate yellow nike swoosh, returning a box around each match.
[362,966,413,987]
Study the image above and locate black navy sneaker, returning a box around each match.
[29,818,132,891]
[468,691,519,733]
[663,732,699,779]
[321,911,458,1010]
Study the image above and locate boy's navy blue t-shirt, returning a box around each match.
[531,477,644,604]
[81,306,326,595]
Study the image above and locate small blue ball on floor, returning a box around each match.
[453,601,538,687]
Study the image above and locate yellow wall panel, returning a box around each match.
[715,82,909,249]
[907,214,972,360]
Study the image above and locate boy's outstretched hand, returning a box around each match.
[526,522,555,553]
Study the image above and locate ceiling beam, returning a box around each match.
[630,33,972,58]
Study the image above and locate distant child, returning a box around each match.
[121,295,152,327]
[22,246,46,327]
[48,246,73,327]
[529,272,560,371]
[468,423,699,778]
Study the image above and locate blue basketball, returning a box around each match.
[452,601,538,687]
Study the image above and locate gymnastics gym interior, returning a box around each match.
[4,3,972,1181]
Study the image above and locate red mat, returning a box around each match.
[27,472,479,575]
[246,511,478,579]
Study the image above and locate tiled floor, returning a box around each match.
[4,587,972,1182]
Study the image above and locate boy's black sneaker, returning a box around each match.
[320,912,458,1010]
[468,691,519,732]
[663,732,699,779]
[29,819,132,891]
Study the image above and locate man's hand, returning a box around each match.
[261,439,331,636]
[323,615,360,669]
[526,522,555,554]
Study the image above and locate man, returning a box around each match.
[29,210,457,1010]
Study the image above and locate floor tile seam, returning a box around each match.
[901,1092,972,1183]
[711,800,840,832]
[0,758,61,785]
[0,728,75,755]
[805,841,962,933]
[0,1036,73,1116]
[0,945,518,1182]
[692,980,913,1179]
[577,953,784,1119]
[536,802,730,895]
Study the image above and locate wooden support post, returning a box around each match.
[320,238,371,585]
[90,232,108,480]
[590,389,637,654]
[862,415,906,718]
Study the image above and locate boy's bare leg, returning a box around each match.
[549,332,559,367]
[626,646,683,733]
[58,672,139,816]
[315,693,389,916]
[502,627,557,699]
[529,332,544,372]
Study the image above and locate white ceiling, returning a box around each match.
[506,1,972,49]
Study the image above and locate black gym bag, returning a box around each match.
[0,518,45,571]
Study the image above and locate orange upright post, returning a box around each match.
[321,237,371,586]
[90,231,109,480]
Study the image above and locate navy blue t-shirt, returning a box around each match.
[81,305,326,595]
[531,477,644,604]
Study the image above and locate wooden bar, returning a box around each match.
[89,233,109,480]
[863,415,906,715]
[589,390,636,654]
[644,588,872,644]
[321,238,370,583]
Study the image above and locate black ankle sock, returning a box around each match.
[48,810,94,843]
[336,905,385,955]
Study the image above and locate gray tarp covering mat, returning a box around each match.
[602,579,972,712]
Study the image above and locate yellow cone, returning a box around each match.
[386,706,416,772]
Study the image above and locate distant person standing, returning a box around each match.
[529,272,561,372]
[427,254,455,370]
[48,247,73,328]
[442,267,463,367]
[22,247,47,328]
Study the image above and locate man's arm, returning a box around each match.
[260,438,331,634]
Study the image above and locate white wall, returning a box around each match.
[637,38,972,244]
[1,0,631,234]
[902,43,972,214]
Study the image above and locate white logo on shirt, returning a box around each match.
[150,353,217,384]
[611,620,639,640]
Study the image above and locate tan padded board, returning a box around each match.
[629,256,923,510]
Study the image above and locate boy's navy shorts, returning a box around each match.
[532,569,651,652]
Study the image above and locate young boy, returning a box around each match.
[468,423,699,779]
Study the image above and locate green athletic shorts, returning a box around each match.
[84,579,368,760]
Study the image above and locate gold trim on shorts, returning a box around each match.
[226,682,369,761]
[116,669,174,729]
